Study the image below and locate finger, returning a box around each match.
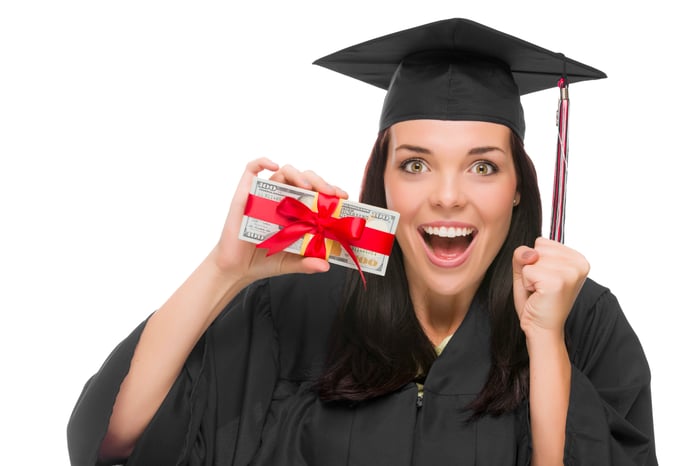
[226,158,280,218]
[246,157,279,174]
[295,169,338,196]
[512,245,539,277]
[275,254,331,276]
[516,242,582,295]
[512,245,539,315]
[233,158,279,199]
[531,237,590,284]
[269,164,311,188]
[270,166,347,198]
[330,185,350,199]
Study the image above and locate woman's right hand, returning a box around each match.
[97,157,351,463]
[211,157,348,285]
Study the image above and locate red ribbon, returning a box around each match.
[248,193,372,285]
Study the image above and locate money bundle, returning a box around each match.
[239,177,399,276]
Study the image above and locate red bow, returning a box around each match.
[257,193,368,285]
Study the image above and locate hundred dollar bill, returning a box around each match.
[239,177,400,276]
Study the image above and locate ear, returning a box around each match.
[513,192,521,207]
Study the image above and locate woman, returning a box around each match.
[68,18,656,465]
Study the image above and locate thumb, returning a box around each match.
[512,246,538,314]
[276,254,331,276]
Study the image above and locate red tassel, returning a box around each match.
[549,77,569,243]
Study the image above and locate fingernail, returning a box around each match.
[522,250,536,261]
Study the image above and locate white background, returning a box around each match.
[1,1,696,463]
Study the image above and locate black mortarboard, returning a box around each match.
[313,17,606,140]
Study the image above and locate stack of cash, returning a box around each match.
[239,177,400,276]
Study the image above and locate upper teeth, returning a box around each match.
[424,226,474,238]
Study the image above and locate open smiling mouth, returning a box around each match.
[420,225,476,261]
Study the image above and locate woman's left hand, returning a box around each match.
[512,237,590,338]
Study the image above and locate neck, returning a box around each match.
[409,285,476,346]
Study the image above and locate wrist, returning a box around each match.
[204,248,253,292]
[524,327,567,356]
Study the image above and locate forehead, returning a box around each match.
[388,120,512,149]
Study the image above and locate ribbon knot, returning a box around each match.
[257,193,368,285]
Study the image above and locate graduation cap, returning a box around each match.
[313,18,606,243]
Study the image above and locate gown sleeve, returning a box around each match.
[66,278,278,466]
[562,279,657,465]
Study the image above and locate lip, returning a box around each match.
[418,222,478,268]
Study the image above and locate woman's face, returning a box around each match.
[384,120,519,298]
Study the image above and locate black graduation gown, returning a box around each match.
[67,267,657,465]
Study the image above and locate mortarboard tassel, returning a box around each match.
[549,76,570,243]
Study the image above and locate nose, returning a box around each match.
[429,174,467,209]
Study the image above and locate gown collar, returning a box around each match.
[422,297,491,396]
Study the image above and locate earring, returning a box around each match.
[513,199,518,206]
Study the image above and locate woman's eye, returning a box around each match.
[471,161,496,175]
[401,159,428,173]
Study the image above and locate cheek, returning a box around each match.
[384,180,419,244]
[385,181,419,217]
[383,175,403,212]
[384,185,395,211]
[476,181,517,229]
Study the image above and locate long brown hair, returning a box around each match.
[315,128,541,417]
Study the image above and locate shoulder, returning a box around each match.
[267,266,350,380]
[267,264,348,323]
[267,266,347,345]
[565,278,649,377]
[216,265,347,324]
[208,267,348,381]
[565,277,619,340]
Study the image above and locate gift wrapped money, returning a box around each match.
[239,178,399,283]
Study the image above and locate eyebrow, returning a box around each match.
[468,146,506,156]
[395,144,506,156]
[395,144,432,154]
